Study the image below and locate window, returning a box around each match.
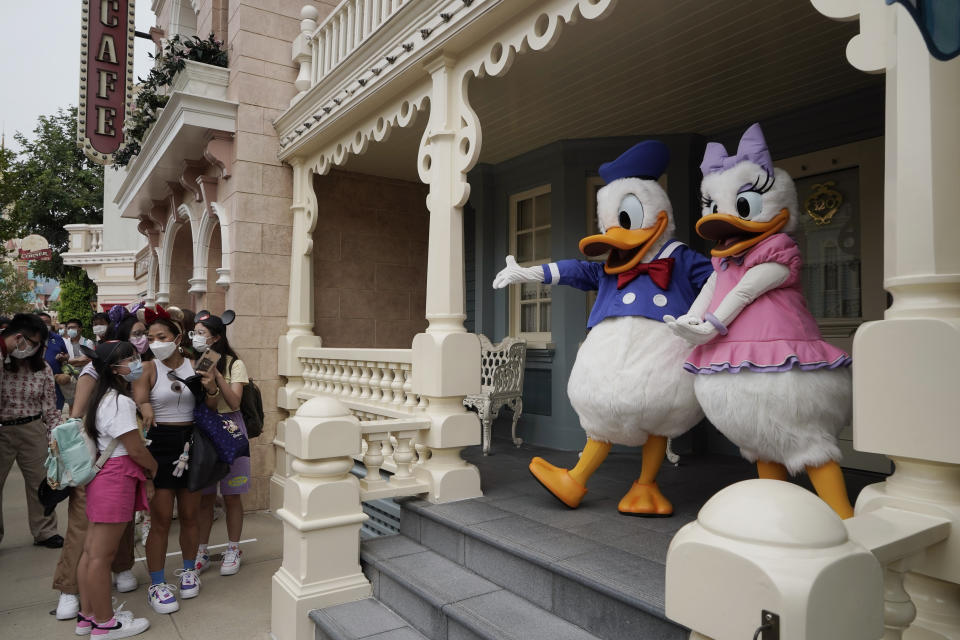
[509,185,552,344]
[793,167,862,321]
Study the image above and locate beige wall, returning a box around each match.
[147,0,340,510]
[311,170,429,348]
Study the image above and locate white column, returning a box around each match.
[276,159,324,510]
[410,54,482,503]
[279,159,323,381]
[271,397,370,640]
[811,3,960,637]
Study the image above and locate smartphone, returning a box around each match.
[195,349,221,373]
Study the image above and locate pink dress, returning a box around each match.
[685,233,851,374]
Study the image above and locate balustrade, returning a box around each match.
[298,347,428,416]
[65,223,105,254]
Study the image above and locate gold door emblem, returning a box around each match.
[804,181,843,225]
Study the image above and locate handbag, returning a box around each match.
[193,403,250,465]
[186,428,229,493]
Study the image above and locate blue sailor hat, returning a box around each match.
[598,140,670,184]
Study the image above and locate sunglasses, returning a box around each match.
[166,370,183,393]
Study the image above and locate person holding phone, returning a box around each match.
[189,311,250,576]
[133,316,201,613]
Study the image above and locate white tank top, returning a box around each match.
[151,357,197,423]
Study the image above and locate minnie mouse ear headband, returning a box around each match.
[195,309,235,333]
[142,304,170,325]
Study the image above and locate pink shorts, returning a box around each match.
[85,456,149,523]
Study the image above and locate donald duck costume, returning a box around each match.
[494,140,713,516]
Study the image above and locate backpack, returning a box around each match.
[225,356,264,438]
[44,418,117,489]
[240,381,264,438]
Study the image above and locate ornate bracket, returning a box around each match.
[203,131,234,180]
[179,159,206,202]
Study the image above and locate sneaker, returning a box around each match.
[220,546,242,576]
[175,568,200,599]
[75,613,92,636]
[90,613,150,639]
[193,551,210,574]
[146,583,179,614]
[57,593,80,620]
[113,570,138,593]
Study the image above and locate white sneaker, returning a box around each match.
[57,592,80,620]
[146,583,179,614]
[193,551,210,574]
[90,612,150,639]
[175,568,200,599]
[220,546,242,576]
[112,570,138,593]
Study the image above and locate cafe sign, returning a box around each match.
[17,235,53,261]
[78,0,136,165]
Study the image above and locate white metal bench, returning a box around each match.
[463,335,527,455]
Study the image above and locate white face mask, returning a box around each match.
[92,325,107,337]
[192,335,209,352]
[150,340,178,361]
[67,328,79,339]
[11,335,39,359]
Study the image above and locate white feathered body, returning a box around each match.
[567,316,703,447]
[694,368,850,474]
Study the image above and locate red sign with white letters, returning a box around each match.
[78,0,135,165]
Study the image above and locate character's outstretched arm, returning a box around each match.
[493,255,603,292]
[667,262,789,345]
[493,255,544,289]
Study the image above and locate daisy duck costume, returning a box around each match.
[665,123,855,518]
[494,140,713,516]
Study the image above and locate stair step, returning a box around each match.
[361,535,601,640]
[311,597,429,640]
[395,498,688,640]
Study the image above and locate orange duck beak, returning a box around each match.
[695,208,790,257]
[579,211,669,274]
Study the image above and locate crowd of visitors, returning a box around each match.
[0,304,253,639]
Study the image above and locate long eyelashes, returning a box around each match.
[700,173,774,207]
[751,173,774,194]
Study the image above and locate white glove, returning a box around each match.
[663,315,718,346]
[493,255,546,289]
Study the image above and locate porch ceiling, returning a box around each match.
[341,0,880,182]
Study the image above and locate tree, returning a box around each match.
[0,261,34,314]
[54,269,97,336]
[0,106,103,279]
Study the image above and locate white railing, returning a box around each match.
[357,416,430,500]
[297,346,429,417]
[296,0,410,96]
[64,224,104,253]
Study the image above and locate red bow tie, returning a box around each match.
[616,257,675,290]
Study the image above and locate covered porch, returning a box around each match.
[270,0,960,639]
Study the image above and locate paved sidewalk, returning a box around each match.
[0,465,282,640]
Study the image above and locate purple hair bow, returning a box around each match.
[700,122,773,178]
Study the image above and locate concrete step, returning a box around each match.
[394,497,688,640]
[360,535,602,640]
[312,597,430,640]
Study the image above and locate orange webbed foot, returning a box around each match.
[617,481,673,517]
[529,457,588,509]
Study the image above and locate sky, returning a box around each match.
[0,0,156,153]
